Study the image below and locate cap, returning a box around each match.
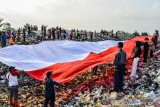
[9,66,15,72]
[46,71,53,77]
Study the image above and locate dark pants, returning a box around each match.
[64,34,66,39]
[143,51,148,62]
[9,85,18,100]
[155,43,157,49]
[92,66,98,75]
[53,35,55,40]
[44,94,55,107]
[143,54,147,62]
[113,70,123,92]
[23,35,25,44]
[150,50,153,58]
[2,41,6,47]
[13,37,15,42]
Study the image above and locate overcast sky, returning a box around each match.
[0,0,160,34]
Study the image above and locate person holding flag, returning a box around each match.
[108,42,126,93]
[112,42,126,92]
[130,41,142,77]
[44,71,60,107]
[5,66,23,107]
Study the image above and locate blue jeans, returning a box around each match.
[113,70,123,92]
[9,85,18,100]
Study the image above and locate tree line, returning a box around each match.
[0,18,38,31]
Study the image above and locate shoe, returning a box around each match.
[14,99,19,107]
[9,98,14,105]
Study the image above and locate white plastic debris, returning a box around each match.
[144,91,156,99]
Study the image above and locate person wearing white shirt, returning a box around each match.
[6,66,23,107]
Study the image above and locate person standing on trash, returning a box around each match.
[1,32,7,47]
[23,28,26,44]
[150,36,156,59]
[52,28,55,40]
[5,66,23,107]
[44,71,59,107]
[130,41,142,77]
[109,42,126,92]
[70,31,73,40]
[12,31,16,42]
[111,30,114,37]
[6,30,11,46]
[154,30,159,49]
[28,26,30,35]
[17,28,21,42]
[92,65,98,75]
[143,38,149,63]
[85,30,87,41]
[44,26,47,40]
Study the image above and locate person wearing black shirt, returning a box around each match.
[154,30,159,49]
[59,27,62,39]
[150,37,156,58]
[130,41,142,77]
[111,42,126,92]
[44,71,59,107]
[28,26,30,35]
[92,65,98,75]
[143,38,149,63]
[116,32,118,37]
[44,26,47,40]
[51,28,55,40]
[111,30,113,37]
[23,28,25,44]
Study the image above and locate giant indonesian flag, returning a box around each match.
[0,36,152,83]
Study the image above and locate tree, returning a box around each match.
[24,23,38,31]
[0,18,4,28]
[132,30,140,36]
[24,23,30,30]
[141,32,149,36]
[2,22,12,31]
[32,25,38,31]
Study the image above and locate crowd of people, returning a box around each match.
[0,28,159,107]
[0,31,15,47]
[0,25,127,48]
[0,28,24,47]
[41,26,111,41]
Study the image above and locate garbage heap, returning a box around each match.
[0,42,160,107]
[56,42,160,107]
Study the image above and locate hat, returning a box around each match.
[46,71,53,77]
[9,66,15,72]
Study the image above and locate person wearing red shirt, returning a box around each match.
[17,28,21,42]
[154,30,159,49]
[6,66,23,107]
[70,32,73,40]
